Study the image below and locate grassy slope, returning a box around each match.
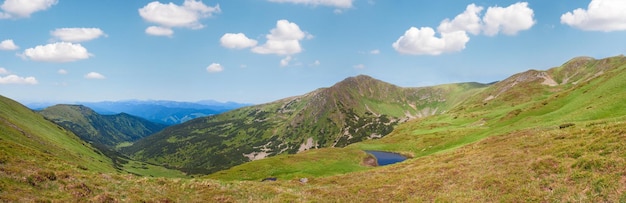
[38,104,168,148]
[201,56,626,202]
[0,96,187,201]
[125,75,487,174]
[6,119,624,202]
[207,82,488,180]
[4,56,626,202]
[36,104,184,177]
[0,95,118,200]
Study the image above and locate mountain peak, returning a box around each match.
[326,75,400,100]
[46,104,97,115]
[332,75,392,89]
[339,74,376,83]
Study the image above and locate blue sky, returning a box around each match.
[1,0,625,104]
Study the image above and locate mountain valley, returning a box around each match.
[123,75,488,174]
[2,56,626,201]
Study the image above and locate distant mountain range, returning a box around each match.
[26,100,251,125]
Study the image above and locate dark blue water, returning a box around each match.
[365,150,407,166]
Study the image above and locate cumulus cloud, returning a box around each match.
[0,74,38,84]
[0,68,37,84]
[0,39,19,50]
[369,49,380,54]
[145,26,174,37]
[436,2,534,36]
[206,63,223,73]
[280,56,292,67]
[220,33,258,49]
[392,27,469,55]
[438,4,483,35]
[393,2,535,55]
[252,19,310,55]
[139,0,220,36]
[561,0,626,32]
[0,0,57,19]
[482,2,535,36]
[85,72,105,79]
[51,28,106,42]
[22,42,91,63]
[268,0,353,8]
[57,69,67,74]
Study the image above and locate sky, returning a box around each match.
[1,0,625,104]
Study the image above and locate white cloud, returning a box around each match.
[268,0,354,8]
[0,39,19,50]
[353,64,365,69]
[0,68,36,85]
[206,63,223,73]
[312,60,320,66]
[369,49,380,54]
[392,27,469,55]
[393,2,535,55]
[22,42,91,62]
[85,72,105,79]
[0,74,38,85]
[145,26,174,37]
[0,0,57,19]
[280,56,292,67]
[139,0,220,36]
[561,0,626,32]
[252,19,310,55]
[482,2,535,36]
[220,33,258,49]
[51,28,106,42]
[438,4,484,35]
[57,69,67,74]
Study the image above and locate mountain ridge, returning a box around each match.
[124,73,488,174]
[26,100,250,125]
[38,104,168,148]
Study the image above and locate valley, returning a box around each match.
[2,56,626,201]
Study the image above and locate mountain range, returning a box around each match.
[38,104,167,149]
[123,75,488,173]
[2,55,626,201]
[26,100,250,125]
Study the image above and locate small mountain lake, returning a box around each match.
[365,150,407,166]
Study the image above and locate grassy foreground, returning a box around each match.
[3,118,625,202]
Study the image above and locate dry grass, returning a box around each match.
[4,120,625,202]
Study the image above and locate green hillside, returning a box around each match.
[198,56,626,201]
[209,56,626,183]
[124,75,487,174]
[38,104,167,148]
[36,104,185,177]
[0,95,119,200]
[3,56,626,202]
